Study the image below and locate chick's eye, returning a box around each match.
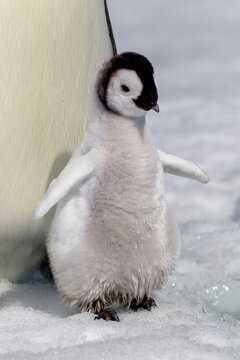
[121,84,130,93]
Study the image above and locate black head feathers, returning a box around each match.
[97,52,158,112]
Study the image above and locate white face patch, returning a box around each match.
[106,69,146,118]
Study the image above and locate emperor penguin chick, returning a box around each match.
[33,52,181,321]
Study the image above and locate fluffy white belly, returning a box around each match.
[47,153,180,307]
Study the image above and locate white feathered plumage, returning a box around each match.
[33,52,209,320]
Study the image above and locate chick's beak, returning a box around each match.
[152,103,160,113]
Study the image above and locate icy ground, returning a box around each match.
[0,222,240,359]
[1,0,240,358]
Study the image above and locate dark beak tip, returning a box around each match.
[153,103,160,113]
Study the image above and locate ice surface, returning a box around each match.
[1,1,240,359]
[0,221,239,359]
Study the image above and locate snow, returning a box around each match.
[0,221,240,359]
[109,0,240,223]
[1,0,240,359]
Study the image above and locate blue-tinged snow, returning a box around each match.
[1,0,240,358]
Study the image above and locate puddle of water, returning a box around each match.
[202,281,240,320]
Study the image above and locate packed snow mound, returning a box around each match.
[0,221,239,360]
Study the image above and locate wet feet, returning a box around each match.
[94,308,120,322]
[130,295,157,312]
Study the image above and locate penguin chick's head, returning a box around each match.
[97,52,159,118]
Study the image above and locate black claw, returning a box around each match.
[130,296,157,312]
[142,297,157,311]
[94,308,120,322]
[130,298,138,312]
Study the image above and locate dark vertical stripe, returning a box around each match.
[104,0,117,56]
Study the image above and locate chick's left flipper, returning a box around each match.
[157,149,209,184]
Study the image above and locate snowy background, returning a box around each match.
[109,0,240,223]
[1,1,240,359]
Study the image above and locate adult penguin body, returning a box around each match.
[0,0,116,280]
